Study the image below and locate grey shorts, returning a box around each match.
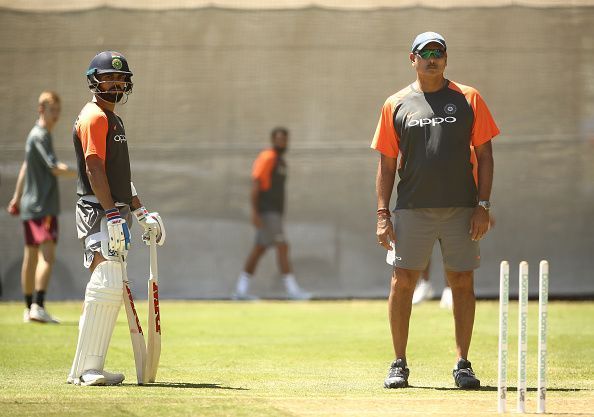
[256,212,286,247]
[75,197,132,268]
[392,207,480,272]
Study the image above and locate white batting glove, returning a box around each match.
[105,208,131,255]
[133,206,166,246]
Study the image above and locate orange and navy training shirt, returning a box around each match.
[252,148,286,214]
[73,102,132,204]
[371,80,499,209]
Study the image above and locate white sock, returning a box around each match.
[236,272,252,295]
[283,274,299,293]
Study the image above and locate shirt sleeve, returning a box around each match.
[251,150,276,191]
[32,135,58,169]
[370,99,399,158]
[77,111,108,160]
[469,91,500,147]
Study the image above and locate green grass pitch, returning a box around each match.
[0,300,592,416]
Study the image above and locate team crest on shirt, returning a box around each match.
[444,103,457,115]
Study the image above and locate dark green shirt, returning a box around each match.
[372,80,499,209]
[20,124,59,220]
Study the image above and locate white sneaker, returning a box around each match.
[284,275,312,300]
[412,280,434,304]
[232,272,259,300]
[102,370,125,385]
[287,288,312,300]
[67,370,125,386]
[440,287,453,309]
[78,370,107,386]
[23,308,31,323]
[29,303,60,323]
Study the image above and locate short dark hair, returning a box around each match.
[270,126,289,139]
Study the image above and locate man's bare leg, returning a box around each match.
[277,242,310,299]
[243,245,267,275]
[21,245,38,321]
[420,262,430,281]
[389,268,421,358]
[234,245,267,299]
[28,241,59,322]
[384,267,420,388]
[446,270,475,360]
[447,270,480,389]
[276,242,291,274]
[21,245,38,298]
[412,260,433,304]
[35,240,56,292]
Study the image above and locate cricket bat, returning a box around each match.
[145,230,161,383]
[122,261,147,385]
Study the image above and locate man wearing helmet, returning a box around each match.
[67,51,165,386]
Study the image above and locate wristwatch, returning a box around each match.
[478,200,491,211]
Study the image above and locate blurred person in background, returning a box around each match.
[233,127,311,301]
[7,91,76,323]
[412,258,453,309]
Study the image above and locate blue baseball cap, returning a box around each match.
[411,32,447,52]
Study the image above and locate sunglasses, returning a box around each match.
[416,49,446,59]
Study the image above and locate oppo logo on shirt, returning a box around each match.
[113,134,127,142]
[407,116,457,127]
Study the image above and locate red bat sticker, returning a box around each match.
[126,284,143,334]
[152,282,161,334]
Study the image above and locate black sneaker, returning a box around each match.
[384,358,410,389]
[452,358,480,389]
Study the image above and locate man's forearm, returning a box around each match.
[51,162,76,178]
[376,154,397,209]
[476,145,494,201]
[87,165,116,210]
[13,161,27,199]
[250,181,260,214]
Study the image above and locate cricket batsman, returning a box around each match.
[67,51,165,386]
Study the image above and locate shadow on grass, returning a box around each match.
[54,321,79,326]
[411,385,588,392]
[125,382,249,390]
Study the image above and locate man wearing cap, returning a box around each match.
[371,32,499,389]
[67,51,165,386]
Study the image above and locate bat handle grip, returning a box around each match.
[149,231,158,281]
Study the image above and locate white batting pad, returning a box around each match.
[68,261,123,381]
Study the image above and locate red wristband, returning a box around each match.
[377,208,391,218]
